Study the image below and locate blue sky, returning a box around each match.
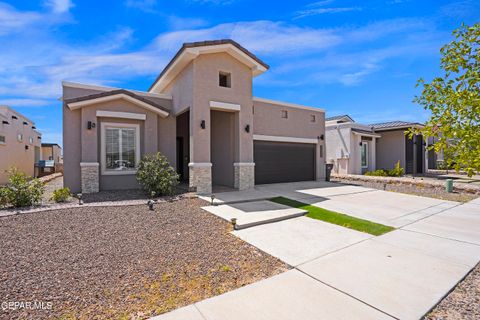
[0,0,478,146]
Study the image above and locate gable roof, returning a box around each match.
[370,121,424,131]
[64,89,170,117]
[326,114,355,123]
[148,39,269,93]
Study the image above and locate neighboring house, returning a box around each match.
[41,143,62,163]
[372,121,426,175]
[325,115,381,174]
[62,40,326,194]
[0,106,42,184]
[326,115,426,175]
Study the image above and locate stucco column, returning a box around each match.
[80,109,99,193]
[188,105,212,194]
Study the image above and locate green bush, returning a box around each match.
[365,169,388,177]
[387,161,405,177]
[51,187,71,203]
[0,167,45,208]
[365,161,405,177]
[136,152,179,197]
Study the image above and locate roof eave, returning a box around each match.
[149,42,269,93]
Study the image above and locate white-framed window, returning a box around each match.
[0,135,5,145]
[17,133,23,142]
[361,142,368,168]
[101,122,140,175]
[29,136,34,144]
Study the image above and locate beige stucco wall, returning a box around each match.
[254,100,326,179]
[326,126,352,174]
[0,107,41,184]
[376,130,406,170]
[62,86,174,193]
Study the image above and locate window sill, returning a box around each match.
[101,170,137,176]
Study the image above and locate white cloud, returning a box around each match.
[0,3,42,35]
[44,0,74,14]
[295,7,361,19]
[153,21,342,54]
[0,98,51,107]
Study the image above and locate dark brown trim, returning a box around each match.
[148,39,269,92]
[64,89,170,114]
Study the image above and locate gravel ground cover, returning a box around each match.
[425,263,480,320]
[331,177,478,202]
[0,198,288,319]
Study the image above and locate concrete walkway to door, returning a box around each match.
[153,182,480,320]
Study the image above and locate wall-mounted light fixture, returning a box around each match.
[319,134,324,141]
[25,145,29,150]
[200,120,206,129]
[87,121,96,130]
[2,120,9,125]
[359,141,363,146]
[245,124,250,133]
[23,121,28,125]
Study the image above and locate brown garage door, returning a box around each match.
[254,141,316,184]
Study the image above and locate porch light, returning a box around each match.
[245,124,250,133]
[319,134,324,140]
[200,120,206,129]
[25,145,29,150]
[359,142,363,146]
[87,121,96,130]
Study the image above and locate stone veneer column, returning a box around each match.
[80,162,99,193]
[234,163,255,190]
[188,163,212,194]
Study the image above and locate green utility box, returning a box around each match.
[445,179,453,193]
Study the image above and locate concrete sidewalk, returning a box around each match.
[153,189,480,320]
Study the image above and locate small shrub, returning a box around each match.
[51,187,71,203]
[365,169,388,176]
[365,161,405,177]
[388,161,405,177]
[136,152,179,197]
[0,167,45,208]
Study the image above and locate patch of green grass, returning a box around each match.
[271,197,395,236]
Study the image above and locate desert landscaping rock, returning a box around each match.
[425,263,480,320]
[0,198,288,319]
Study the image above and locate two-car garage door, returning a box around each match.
[254,141,316,184]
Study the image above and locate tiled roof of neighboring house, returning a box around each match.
[64,89,170,113]
[326,114,355,122]
[351,128,374,134]
[370,121,424,130]
[148,39,269,92]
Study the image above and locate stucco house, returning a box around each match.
[62,40,326,194]
[326,115,425,175]
[0,106,42,184]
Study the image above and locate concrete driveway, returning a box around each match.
[154,182,480,320]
